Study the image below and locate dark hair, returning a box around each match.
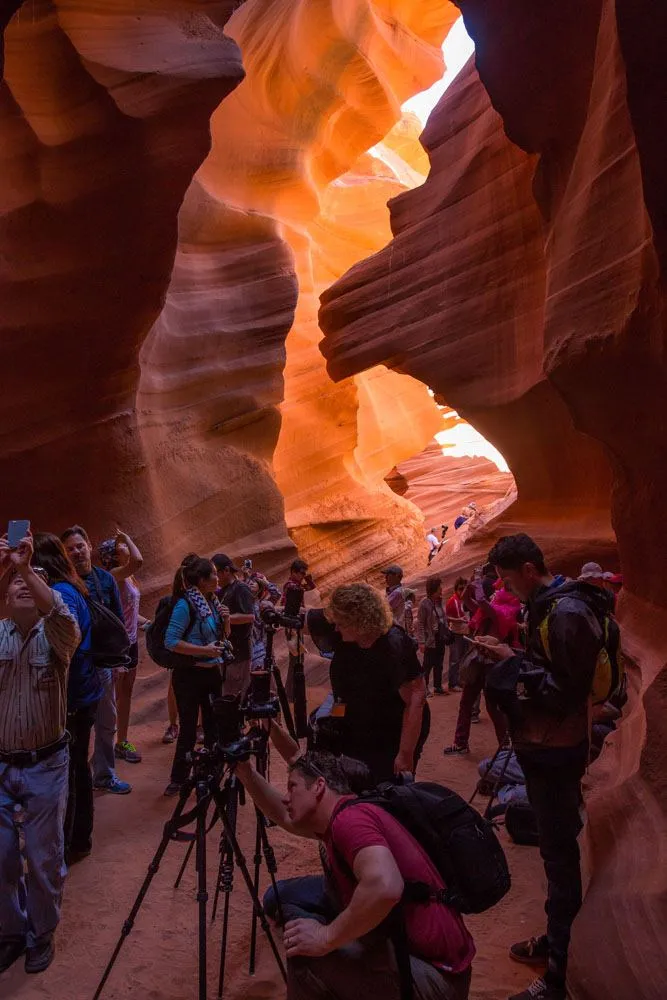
[289,751,370,795]
[487,534,547,575]
[33,532,88,597]
[172,553,200,599]
[454,576,468,591]
[211,553,235,572]
[425,575,442,597]
[290,558,309,574]
[61,524,90,545]
[183,557,217,590]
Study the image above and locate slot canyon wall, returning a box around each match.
[1,0,458,595]
[320,1,667,997]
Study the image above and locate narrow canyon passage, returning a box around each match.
[1,2,667,999]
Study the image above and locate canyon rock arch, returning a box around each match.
[320,2,667,996]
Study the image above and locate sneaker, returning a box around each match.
[471,714,481,724]
[115,740,142,763]
[164,782,181,797]
[448,685,463,692]
[433,687,449,695]
[162,724,179,744]
[443,744,470,755]
[196,726,205,745]
[0,937,26,974]
[94,776,132,794]
[509,935,549,966]
[25,936,55,975]
[508,976,565,1000]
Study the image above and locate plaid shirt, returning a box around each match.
[0,591,80,752]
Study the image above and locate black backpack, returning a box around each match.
[504,801,539,847]
[335,780,510,914]
[145,596,196,670]
[87,570,131,669]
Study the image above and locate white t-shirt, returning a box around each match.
[426,533,439,550]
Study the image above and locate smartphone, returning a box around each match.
[7,519,30,549]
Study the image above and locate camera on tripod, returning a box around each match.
[211,671,280,763]
[259,606,303,630]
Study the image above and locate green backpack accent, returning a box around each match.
[538,598,624,706]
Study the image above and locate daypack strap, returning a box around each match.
[90,567,104,605]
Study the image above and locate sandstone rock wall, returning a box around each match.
[159,0,459,588]
[1,1,461,594]
[0,0,245,589]
[320,2,667,995]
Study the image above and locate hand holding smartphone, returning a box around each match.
[8,520,30,549]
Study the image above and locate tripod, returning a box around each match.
[93,747,286,1000]
[468,738,515,820]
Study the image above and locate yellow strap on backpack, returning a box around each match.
[538,601,622,706]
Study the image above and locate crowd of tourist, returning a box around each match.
[0,520,625,1000]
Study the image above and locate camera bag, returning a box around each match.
[334,780,510,914]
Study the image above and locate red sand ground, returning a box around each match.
[2,656,547,1000]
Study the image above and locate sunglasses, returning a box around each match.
[294,753,326,782]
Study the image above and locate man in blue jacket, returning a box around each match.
[63,526,131,795]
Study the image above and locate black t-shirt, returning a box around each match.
[218,580,255,663]
[307,609,425,762]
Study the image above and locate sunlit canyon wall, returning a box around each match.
[320,2,667,996]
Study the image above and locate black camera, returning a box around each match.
[260,607,303,630]
[210,672,280,762]
[215,638,236,665]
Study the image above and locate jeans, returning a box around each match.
[516,747,587,987]
[264,874,337,925]
[92,667,118,783]
[170,667,222,785]
[447,637,466,689]
[266,877,471,1000]
[0,746,69,946]
[454,672,507,748]
[423,643,446,691]
[65,704,97,854]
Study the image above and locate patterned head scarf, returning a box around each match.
[99,538,117,569]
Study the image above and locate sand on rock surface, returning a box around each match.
[2,672,546,1000]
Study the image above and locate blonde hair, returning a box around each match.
[328,583,393,640]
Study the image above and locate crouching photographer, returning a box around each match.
[305,584,429,784]
[235,752,474,1000]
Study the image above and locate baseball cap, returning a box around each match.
[382,565,403,578]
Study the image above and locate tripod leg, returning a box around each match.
[175,839,195,890]
[193,778,211,1000]
[214,776,240,999]
[212,787,286,1000]
[248,809,263,975]
[272,659,296,741]
[93,783,194,1000]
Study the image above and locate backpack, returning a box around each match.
[538,597,624,705]
[87,570,131,669]
[334,780,510,914]
[145,596,197,670]
[504,801,539,847]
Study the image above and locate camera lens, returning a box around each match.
[249,671,271,704]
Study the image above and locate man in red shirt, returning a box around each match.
[236,752,473,1000]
